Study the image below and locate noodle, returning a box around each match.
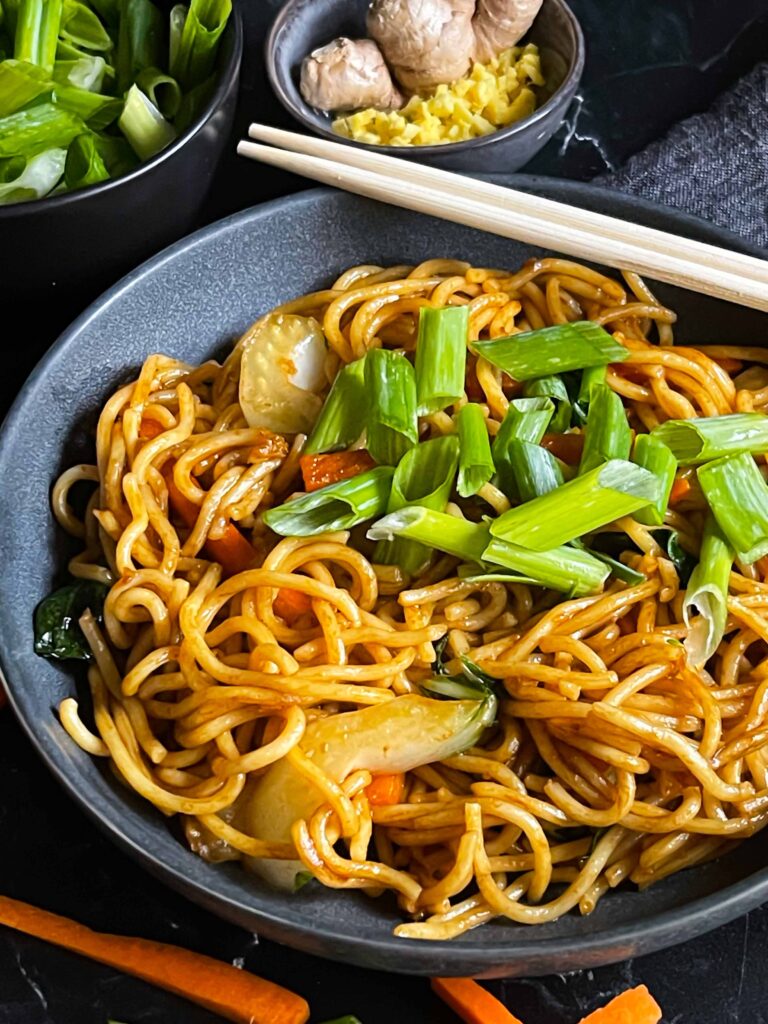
[50,257,768,939]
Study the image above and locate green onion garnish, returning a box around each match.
[473,321,628,381]
[503,439,563,501]
[523,375,571,433]
[578,364,606,403]
[135,66,182,119]
[493,397,554,499]
[169,0,231,90]
[304,357,366,455]
[365,348,418,466]
[264,466,394,537]
[53,54,108,91]
[368,508,609,596]
[0,59,49,116]
[368,507,489,563]
[457,403,494,498]
[415,305,468,416]
[0,101,84,156]
[64,131,109,187]
[632,434,677,526]
[586,549,646,585]
[0,146,66,202]
[683,515,733,666]
[59,0,113,52]
[374,434,459,574]
[697,453,768,563]
[50,78,123,128]
[13,0,62,70]
[489,459,660,551]
[483,536,610,596]
[115,0,163,94]
[118,82,175,159]
[651,413,768,465]
[579,384,631,475]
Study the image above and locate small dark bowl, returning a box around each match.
[0,8,242,322]
[266,0,584,172]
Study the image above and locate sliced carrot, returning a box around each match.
[365,772,406,806]
[0,895,309,1024]
[138,417,165,439]
[669,476,692,506]
[163,462,256,576]
[300,450,376,492]
[541,431,584,465]
[577,985,662,1024]
[274,587,313,624]
[431,977,525,1024]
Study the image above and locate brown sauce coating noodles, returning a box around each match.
[53,258,768,939]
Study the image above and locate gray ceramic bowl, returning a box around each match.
[266,0,584,172]
[1,179,767,978]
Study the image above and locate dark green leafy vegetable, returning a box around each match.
[34,580,109,660]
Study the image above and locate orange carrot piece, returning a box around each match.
[138,417,165,439]
[163,463,256,576]
[300,451,376,492]
[541,432,585,465]
[274,587,313,624]
[669,477,692,506]
[577,985,662,1024]
[0,895,309,1024]
[431,978,525,1024]
[365,772,406,806]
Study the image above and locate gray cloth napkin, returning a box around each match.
[596,62,768,250]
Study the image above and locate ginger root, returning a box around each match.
[300,38,404,113]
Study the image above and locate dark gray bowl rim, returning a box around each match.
[0,6,243,219]
[265,0,585,156]
[2,179,768,976]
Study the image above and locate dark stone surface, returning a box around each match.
[2,1,768,1021]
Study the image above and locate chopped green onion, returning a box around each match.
[93,131,136,175]
[632,434,677,526]
[51,79,122,128]
[368,507,489,563]
[59,0,112,51]
[136,65,181,118]
[490,459,660,551]
[0,101,83,156]
[495,397,553,448]
[374,434,459,574]
[473,321,628,381]
[304,357,366,456]
[172,69,213,131]
[168,2,186,68]
[0,58,49,115]
[483,536,610,596]
[53,53,108,90]
[13,0,62,70]
[116,0,163,94]
[586,549,646,585]
[169,0,230,89]
[503,438,564,501]
[414,305,468,415]
[457,402,494,497]
[88,0,118,27]
[364,348,418,466]
[118,82,175,159]
[0,144,64,201]
[457,566,537,585]
[683,515,733,666]
[64,131,108,187]
[264,466,394,537]
[578,384,631,475]
[578,364,606,403]
[697,453,768,563]
[523,375,570,433]
[368,508,609,596]
[651,413,768,465]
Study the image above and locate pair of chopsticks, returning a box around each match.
[238,124,768,314]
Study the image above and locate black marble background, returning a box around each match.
[3,1,768,1021]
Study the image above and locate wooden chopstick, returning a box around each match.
[237,126,768,314]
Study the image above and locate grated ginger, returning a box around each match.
[332,44,545,147]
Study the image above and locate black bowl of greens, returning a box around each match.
[0,0,242,325]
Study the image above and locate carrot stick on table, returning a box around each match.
[577,985,662,1024]
[0,895,309,1024]
[431,977,525,1024]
